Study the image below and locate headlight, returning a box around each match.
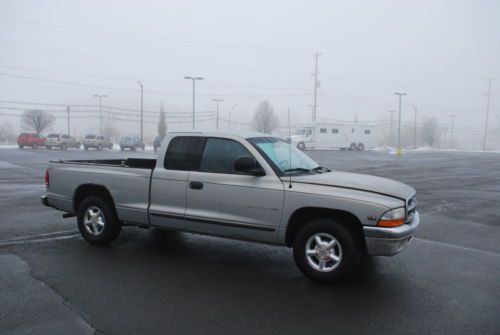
[377,207,406,227]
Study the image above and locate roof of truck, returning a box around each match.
[167,130,274,139]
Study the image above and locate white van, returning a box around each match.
[289,122,376,150]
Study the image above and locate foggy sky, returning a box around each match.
[1,0,499,137]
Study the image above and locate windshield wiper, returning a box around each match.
[283,167,312,174]
[311,166,331,173]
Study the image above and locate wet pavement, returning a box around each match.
[1,147,499,334]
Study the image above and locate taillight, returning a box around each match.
[44,169,49,188]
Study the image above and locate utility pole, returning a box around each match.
[93,94,107,135]
[308,104,314,122]
[212,98,223,129]
[483,79,494,151]
[66,106,70,136]
[388,110,396,147]
[312,52,321,122]
[394,92,407,154]
[184,76,204,130]
[138,81,144,142]
[411,106,418,149]
[449,114,456,148]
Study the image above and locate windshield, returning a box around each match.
[248,137,321,175]
[85,135,96,139]
[295,129,306,135]
[122,137,131,141]
[47,134,59,138]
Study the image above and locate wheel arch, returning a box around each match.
[73,184,118,218]
[285,207,366,251]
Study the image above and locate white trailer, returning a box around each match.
[289,122,376,150]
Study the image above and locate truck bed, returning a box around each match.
[51,158,157,170]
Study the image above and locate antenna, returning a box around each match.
[288,108,292,189]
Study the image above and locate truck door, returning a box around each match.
[149,136,206,230]
[185,137,284,243]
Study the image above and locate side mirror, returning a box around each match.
[234,156,265,176]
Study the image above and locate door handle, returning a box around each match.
[189,181,203,190]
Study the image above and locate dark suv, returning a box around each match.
[119,136,145,151]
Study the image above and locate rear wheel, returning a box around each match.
[357,143,365,151]
[293,219,360,283]
[98,143,102,151]
[77,196,121,245]
[61,143,67,150]
[32,143,38,149]
[349,143,357,151]
[19,145,24,150]
[46,146,52,150]
[84,146,88,151]
[297,142,306,150]
[131,146,136,151]
[120,146,124,151]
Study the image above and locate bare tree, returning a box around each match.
[420,117,441,147]
[21,109,55,135]
[251,100,278,134]
[158,102,167,137]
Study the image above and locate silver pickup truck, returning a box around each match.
[42,131,419,283]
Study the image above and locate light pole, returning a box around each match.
[407,105,418,149]
[483,79,494,151]
[449,114,456,148]
[308,104,314,122]
[388,110,396,147]
[212,98,223,129]
[138,81,144,142]
[228,104,238,129]
[184,76,204,130]
[93,94,107,135]
[394,92,407,154]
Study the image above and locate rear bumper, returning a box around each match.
[363,211,420,256]
[41,195,51,207]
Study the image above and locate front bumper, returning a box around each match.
[363,211,420,256]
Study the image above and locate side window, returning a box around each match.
[200,138,253,174]
[331,128,339,134]
[164,136,205,171]
[320,128,327,134]
[364,129,371,135]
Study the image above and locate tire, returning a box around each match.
[357,143,365,151]
[293,219,360,283]
[142,144,145,151]
[84,146,88,151]
[109,143,113,150]
[77,196,121,245]
[76,143,81,149]
[61,143,67,150]
[120,146,124,151]
[46,146,52,150]
[97,143,102,151]
[19,145,24,150]
[349,143,357,151]
[297,142,306,150]
[131,146,136,151]
[32,143,38,149]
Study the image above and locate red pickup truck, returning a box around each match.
[17,133,46,149]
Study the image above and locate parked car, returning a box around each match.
[45,133,81,150]
[153,136,164,152]
[119,136,145,151]
[42,131,419,283]
[83,135,113,151]
[17,133,46,149]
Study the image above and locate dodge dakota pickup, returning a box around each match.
[42,131,419,283]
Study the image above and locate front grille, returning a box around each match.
[406,196,417,223]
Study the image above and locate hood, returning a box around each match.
[288,171,415,200]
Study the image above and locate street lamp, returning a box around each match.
[212,98,223,129]
[137,81,144,142]
[93,94,107,135]
[228,104,238,129]
[394,92,407,154]
[184,76,204,130]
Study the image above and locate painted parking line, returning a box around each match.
[0,234,81,246]
[413,237,500,258]
[0,229,78,242]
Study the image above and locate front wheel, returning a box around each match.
[19,145,24,149]
[77,196,121,245]
[349,143,357,151]
[297,142,306,150]
[293,219,360,283]
[97,143,102,151]
[357,143,365,151]
[61,143,67,150]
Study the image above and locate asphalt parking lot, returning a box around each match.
[1,147,499,335]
